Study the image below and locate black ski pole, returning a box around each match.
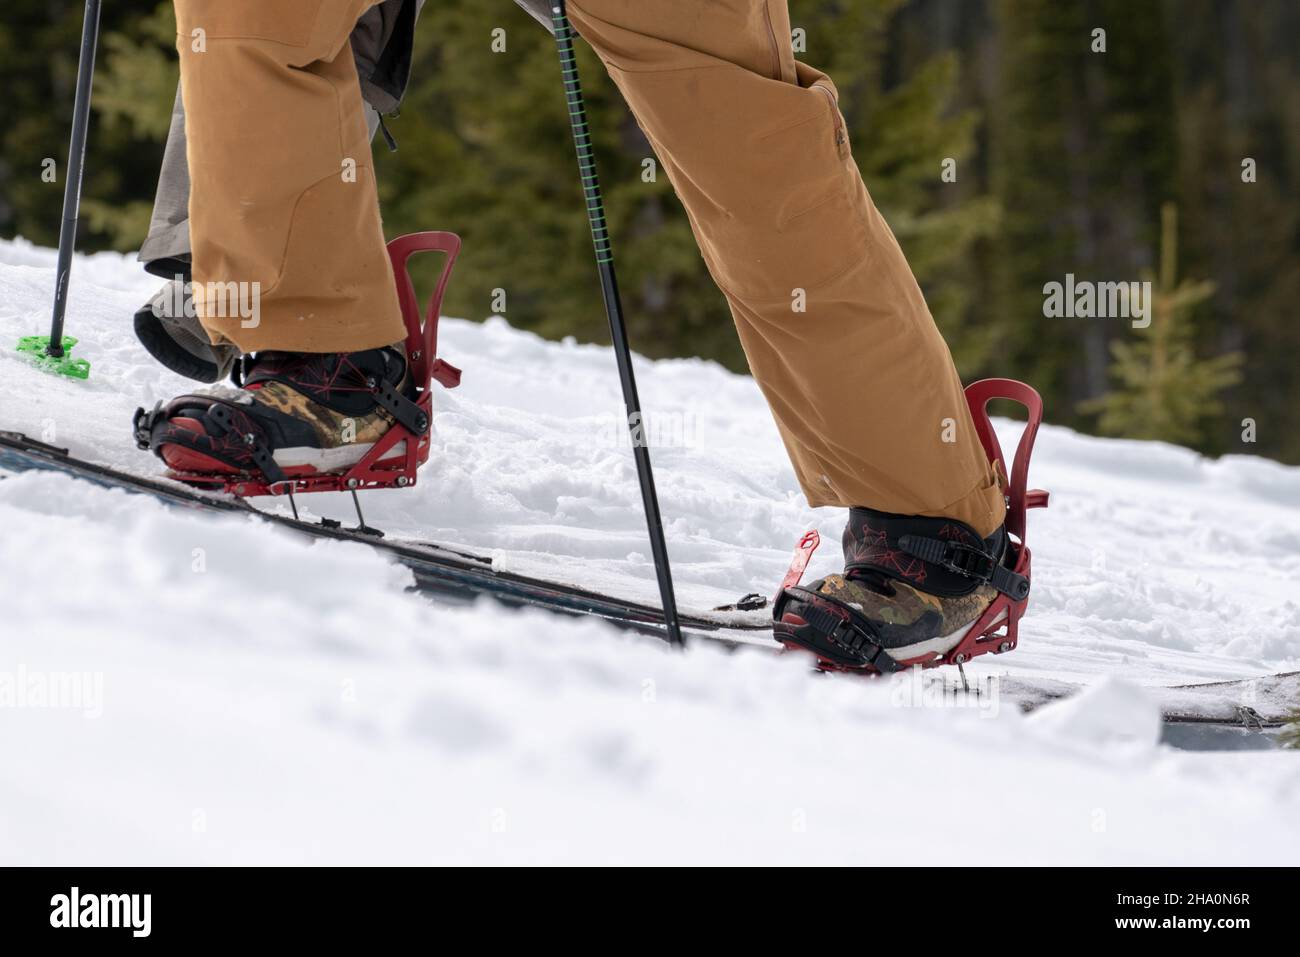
[550,2,684,647]
[46,0,103,365]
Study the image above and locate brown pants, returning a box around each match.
[175,0,1004,534]
[174,1,403,355]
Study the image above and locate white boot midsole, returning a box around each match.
[273,440,406,471]
[889,606,1007,660]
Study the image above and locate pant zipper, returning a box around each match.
[816,85,848,157]
[761,2,783,81]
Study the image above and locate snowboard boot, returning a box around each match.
[774,507,1029,672]
[132,345,426,487]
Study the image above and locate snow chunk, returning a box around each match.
[1029,677,1163,751]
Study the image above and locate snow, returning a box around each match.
[1,237,1298,865]
[1027,678,1164,752]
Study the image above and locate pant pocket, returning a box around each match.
[174,0,325,48]
[715,79,865,299]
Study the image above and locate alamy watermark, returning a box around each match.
[1043,274,1152,328]
[889,667,1001,718]
[0,665,103,718]
[153,275,262,329]
[595,410,700,449]
[50,887,151,937]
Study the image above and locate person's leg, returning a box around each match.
[172,0,403,354]
[565,0,1004,537]
[134,2,425,483]
[135,1,414,382]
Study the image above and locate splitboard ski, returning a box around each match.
[2,430,1293,729]
[0,430,771,646]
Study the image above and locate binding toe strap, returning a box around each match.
[773,586,901,672]
[133,396,287,485]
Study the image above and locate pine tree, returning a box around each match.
[991,0,1179,430]
[1082,203,1242,446]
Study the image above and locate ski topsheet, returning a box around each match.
[2,430,1292,729]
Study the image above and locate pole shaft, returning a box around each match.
[551,3,685,647]
[47,0,103,358]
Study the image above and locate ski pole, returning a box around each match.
[550,1,684,648]
[45,0,102,370]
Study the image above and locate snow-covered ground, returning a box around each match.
[0,237,1297,865]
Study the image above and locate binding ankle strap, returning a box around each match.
[843,506,1019,598]
[897,534,1029,600]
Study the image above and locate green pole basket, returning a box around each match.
[17,335,91,380]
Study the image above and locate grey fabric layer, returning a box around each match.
[353,0,421,114]
[137,86,192,267]
[134,280,240,382]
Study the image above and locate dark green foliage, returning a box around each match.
[0,0,165,251]
[78,2,177,248]
[1082,204,1242,445]
[991,0,1180,426]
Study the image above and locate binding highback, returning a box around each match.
[963,378,1049,544]
[386,231,463,392]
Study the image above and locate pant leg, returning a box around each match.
[172,0,403,354]
[138,85,383,275]
[566,0,1004,535]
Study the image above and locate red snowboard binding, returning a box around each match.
[774,378,1049,673]
[139,232,464,499]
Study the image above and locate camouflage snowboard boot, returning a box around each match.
[133,346,426,486]
[774,507,1029,671]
